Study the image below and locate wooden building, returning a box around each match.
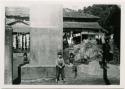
[63,9,106,44]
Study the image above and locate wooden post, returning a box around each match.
[22,34,24,50]
[81,31,82,43]
[71,31,73,47]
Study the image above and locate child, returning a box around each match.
[69,53,74,65]
[56,52,65,83]
[23,52,29,64]
[69,53,77,78]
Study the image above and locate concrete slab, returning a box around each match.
[21,65,75,81]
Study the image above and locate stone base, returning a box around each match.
[21,64,75,81]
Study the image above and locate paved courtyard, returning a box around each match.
[21,60,120,85]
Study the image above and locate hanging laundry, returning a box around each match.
[26,34,30,49]
[13,34,16,49]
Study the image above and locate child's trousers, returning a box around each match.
[56,65,65,81]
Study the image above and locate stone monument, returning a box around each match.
[21,4,63,80]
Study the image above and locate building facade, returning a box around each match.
[63,8,106,45]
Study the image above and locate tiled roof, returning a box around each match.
[63,11,100,19]
[6,19,29,25]
[5,7,29,17]
[63,22,102,29]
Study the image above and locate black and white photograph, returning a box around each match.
[4,1,120,85]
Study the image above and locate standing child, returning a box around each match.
[23,52,29,64]
[69,53,74,65]
[56,52,65,83]
[69,53,77,78]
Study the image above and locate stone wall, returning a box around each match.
[5,26,13,84]
[30,27,62,66]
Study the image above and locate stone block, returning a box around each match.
[21,65,75,81]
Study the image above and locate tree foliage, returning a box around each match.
[83,5,120,48]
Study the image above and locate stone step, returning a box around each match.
[21,64,75,82]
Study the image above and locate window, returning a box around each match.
[13,32,30,53]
